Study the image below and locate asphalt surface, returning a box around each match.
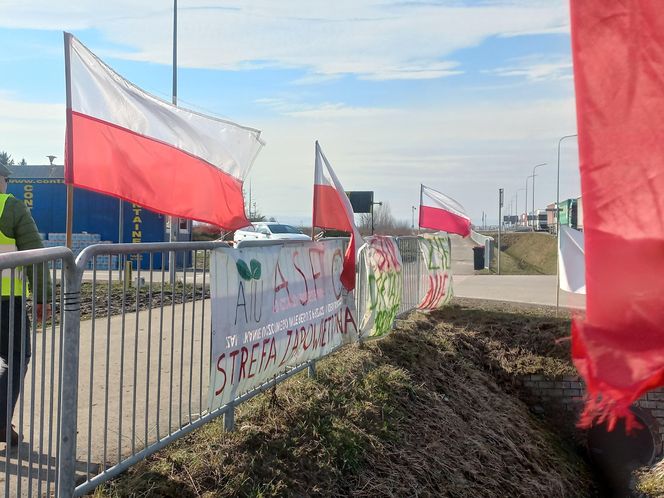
[447,234,585,310]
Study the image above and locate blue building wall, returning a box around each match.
[7,178,168,269]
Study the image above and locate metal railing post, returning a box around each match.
[57,256,81,498]
[224,402,235,432]
[308,360,317,378]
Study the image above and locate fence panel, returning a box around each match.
[71,238,355,496]
[395,236,423,315]
[0,246,75,498]
[71,241,223,496]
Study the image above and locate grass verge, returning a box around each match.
[93,298,594,497]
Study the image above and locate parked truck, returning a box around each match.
[559,198,578,228]
[535,209,548,232]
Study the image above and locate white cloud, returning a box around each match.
[0,0,570,80]
[256,99,397,119]
[0,91,65,163]
[246,95,580,224]
[489,56,573,82]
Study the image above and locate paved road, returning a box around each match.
[453,274,585,309]
[449,235,476,276]
[2,297,212,497]
[446,234,585,309]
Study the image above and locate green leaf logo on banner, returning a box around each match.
[236,259,253,281]
[250,259,261,280]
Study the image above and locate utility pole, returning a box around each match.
[532,163,546,229]
[556,134,578,315]
[168,0,178,283]
[411,205,416,230]
[498,188,503,274]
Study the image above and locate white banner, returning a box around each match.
[208,240,358,410]
[559,225,586,294]
[417,233,453,309]
[359,236,403,340]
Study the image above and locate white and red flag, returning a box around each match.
[312,142,363,291]
[570,1,664,429]
[63,32,264,229]
[419,184,471,237]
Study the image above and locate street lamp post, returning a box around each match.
[515,188,526,225]
[531,163,547,229]
[525,175,535,227]
[556,134,578,314]
[411,205,417,230]
[371,201,383,235]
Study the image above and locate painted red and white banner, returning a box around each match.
[417,233,453,310]
[312,141,363,290]
[570,1,664,428]
[208,239,358,409]
[358,236,403,339]
[64,32,264,229]
[419,184,471,237]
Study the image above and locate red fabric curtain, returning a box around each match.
[570,0,664,429]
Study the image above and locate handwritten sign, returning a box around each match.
[417,233,453,309]
[358,236,403,339]
[208,240,358,410]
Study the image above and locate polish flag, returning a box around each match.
[419,184,471,237]
[570,1,664,429]
[312,142,363,291]
[64,32,264,230]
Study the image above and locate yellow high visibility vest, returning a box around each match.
[0,194,25,297]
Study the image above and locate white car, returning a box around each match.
[234,222,311,243]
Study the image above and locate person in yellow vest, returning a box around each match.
[0,162,51,446]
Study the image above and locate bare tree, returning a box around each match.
[358,202,412,236]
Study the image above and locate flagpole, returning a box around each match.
[417,184,423,235]
[64,32,74,249]
[311,141,318,239]
[169,0,178,282]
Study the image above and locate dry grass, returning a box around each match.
[480,232,557,275]
[93,298,594,498]
[637,457,664,496]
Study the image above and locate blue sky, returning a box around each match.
[0,0,580,226]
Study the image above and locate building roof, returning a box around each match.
[6,165,64,179]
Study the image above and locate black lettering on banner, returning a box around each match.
[235,282,248,324]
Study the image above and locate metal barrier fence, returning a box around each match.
[355,236,426,330]
[0,247,75,498]
[395,236,424,315]
[0,236,434,497]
